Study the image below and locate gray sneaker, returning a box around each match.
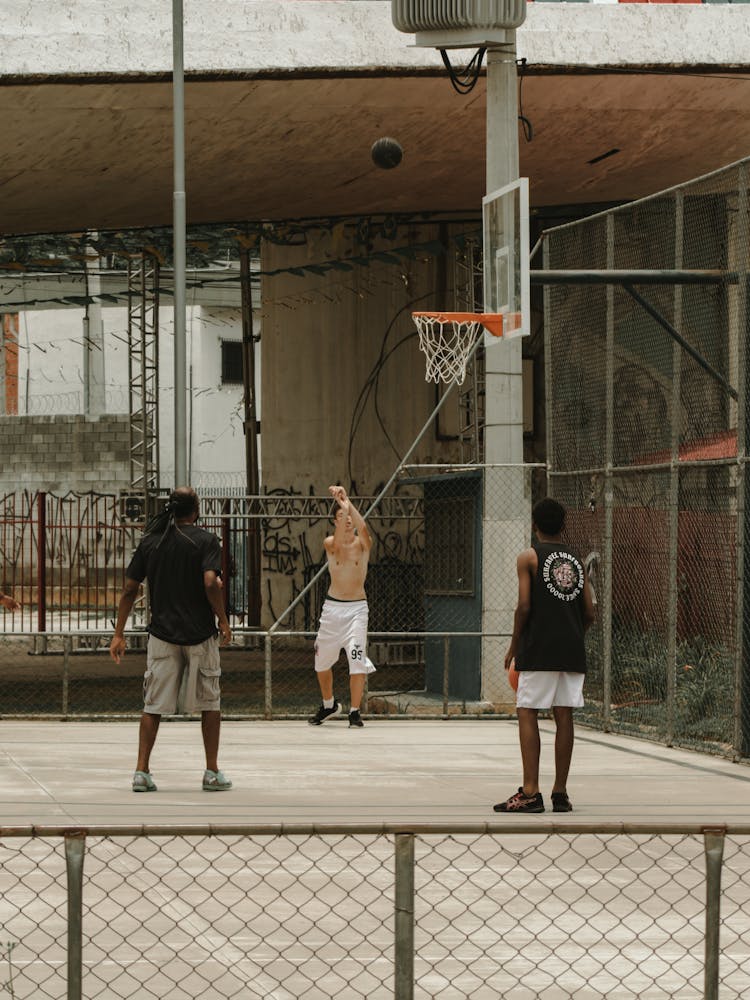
[132,770,157,793]
[203,769,232,791]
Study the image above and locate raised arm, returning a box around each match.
[329,485,371,550]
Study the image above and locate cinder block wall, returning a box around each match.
[0,415,131,493]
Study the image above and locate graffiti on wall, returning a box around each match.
[0,485,427,633]
[259,482,425,632]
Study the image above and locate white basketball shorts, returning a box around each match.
[314,598,376,676]
[516,670,585,710]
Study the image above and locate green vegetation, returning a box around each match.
[580,623,735,750]
[0,933,17,999]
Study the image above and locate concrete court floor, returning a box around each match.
[2,716,750,828]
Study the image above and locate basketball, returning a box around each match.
[371,137,403,170]
[508,659,519,692]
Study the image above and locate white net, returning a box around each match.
[413,313,483,385]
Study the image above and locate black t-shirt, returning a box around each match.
[515,541,587,674]
[126,523,222,646]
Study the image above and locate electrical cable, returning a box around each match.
[517,57,534,142]
[346,291,434,484]
[440,47,487,95]
[347,291,429,467]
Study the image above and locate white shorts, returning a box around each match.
[314,598,376,676]
[516,670,585,710]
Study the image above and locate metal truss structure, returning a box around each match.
[127,254,160,492]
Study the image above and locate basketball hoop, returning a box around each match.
[412,311,506,385]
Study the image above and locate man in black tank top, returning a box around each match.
[494,498,596,814]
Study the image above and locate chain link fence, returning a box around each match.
[543,157,750,760]
[0,466,544,720]
[0,824,748,1000]
[2,159,750,761]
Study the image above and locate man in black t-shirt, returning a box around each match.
[494,498,596,815]
[110,487,233,793]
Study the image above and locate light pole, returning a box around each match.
[172,0,188,486]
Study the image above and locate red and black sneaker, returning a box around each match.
[493,787,545,813]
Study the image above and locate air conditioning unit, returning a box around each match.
[392,0,526,48]
[119,492,146,523]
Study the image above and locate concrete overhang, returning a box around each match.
[2,1,750,234]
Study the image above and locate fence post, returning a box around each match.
[64,832,85,1000]
[62,635,71,715]
[442,636,450,718]
[602,214,615,730]
[736,163,750,758]
[703,828,725,1000]
[37,490,46,633]
[264,632,272,720]
[221,499,231,618]
[665,190,684,748]
[394,832,415,1000]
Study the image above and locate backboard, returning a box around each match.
[482,177,530,340]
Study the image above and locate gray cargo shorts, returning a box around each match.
[142,634,221,714]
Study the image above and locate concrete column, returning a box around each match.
[83,241,106,416]
[482,40,529,704]
[0,315,6,415]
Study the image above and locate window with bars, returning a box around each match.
[424,496,475,595]
[221,341,243,385]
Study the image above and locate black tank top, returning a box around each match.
[515,541,587,673]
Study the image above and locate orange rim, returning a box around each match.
[412,311,504,338]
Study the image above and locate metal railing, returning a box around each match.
[0,629,511,720]
[0,823,748,1000]
[2,469,750,760]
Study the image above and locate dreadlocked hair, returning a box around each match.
[145,490,200,547]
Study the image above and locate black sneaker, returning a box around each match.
[493,787,545,813]
[308,700,342,725]
[348,710,364,728]
[551,791,573,812]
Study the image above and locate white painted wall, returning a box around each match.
[14,301,255,489]
[0,1,747,76]
[186,305,261,490]
[16,307,129,416]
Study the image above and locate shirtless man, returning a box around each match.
[309,485,374,728]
